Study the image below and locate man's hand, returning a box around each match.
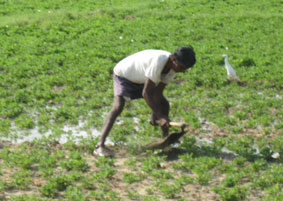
[156,116,170,128]
[143,78,170,131]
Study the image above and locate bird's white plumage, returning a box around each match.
[222,54,239,81]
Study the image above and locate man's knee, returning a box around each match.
[111,96,125,115]
[112,104,124,115]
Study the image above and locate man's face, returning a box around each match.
[172,57,190,73]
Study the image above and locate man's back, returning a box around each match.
[113,50,172,84]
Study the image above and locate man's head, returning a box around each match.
[171,45,196,72]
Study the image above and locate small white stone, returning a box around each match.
[271,152,280,159]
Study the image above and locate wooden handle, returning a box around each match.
[169,122,186,128]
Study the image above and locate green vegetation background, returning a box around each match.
[0,0,282,200]
[0,0,282,135]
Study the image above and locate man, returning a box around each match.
[94,45,196,156]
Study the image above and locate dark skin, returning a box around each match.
[97,56,189,148]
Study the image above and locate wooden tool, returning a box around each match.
[169,122,187,129]
[142,121,188,150]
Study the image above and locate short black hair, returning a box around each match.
[172,45,196,68]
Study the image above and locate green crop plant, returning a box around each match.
[60,150,89,172]
[39,167,54,178]
[110,127,129,145]
[252,163,283,189]
[194,168,212,185]
[9,195,50,201]
[145,187,155,196]
[225,136,259,161]
[141,150,165,173]
[249,159,267,172]
[94,155,115,168]
[81,174,97,190]
[232,156,247,167]
[38,150,65,169]
[90,188,121,201]
[1,147,36,169]
[122,172,142,184]
[142,195,160,201]
[222,173,243,188]
[93,156,116,180]
[64,186,86,201]
[261,184,283,201]
[175,175,194,186]
[40,174,72,198]
[179,137,199,155]
[124,157,138,171]
[217,163,235,174]
[126,190,142,200]
[0,119,11,136]
[11,170,32,190]
[77,137,99,153]
[62,140,79,151]
[213,186,248,201]
[95,167,115,181]
[0,101,24,119]
[152,169,174,180]
[39,181,58,198]
[174,153,194,170]
[156,182,182,199]
[14,114,35,129]
[0,181,4,192]
[0,0,282,200]
[0,180,15,192]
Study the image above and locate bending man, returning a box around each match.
[94,45,196,156]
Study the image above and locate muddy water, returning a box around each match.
[194,137,279,159]
[2,116,141,145]
[0,120,108,144]
[1,119,280,159]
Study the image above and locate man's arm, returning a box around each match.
[142,78,169,127]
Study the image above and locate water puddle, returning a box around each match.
[0,119,280,159]
[275,94,282,99]
[1,116,141,145]
[199,117,215,132]
[115,117,140,131]
[194,137,239,156]
[0,120,108,145]
[194,137,279,159]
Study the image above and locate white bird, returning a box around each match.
[222,54,240,81]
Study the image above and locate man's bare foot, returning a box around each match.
[93,146,114,157]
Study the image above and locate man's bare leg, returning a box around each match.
[160,95,170,138]
[150,96,170,138]
[150,113,158,126]
[97,96,125,149]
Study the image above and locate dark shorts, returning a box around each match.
[113,74,144,100]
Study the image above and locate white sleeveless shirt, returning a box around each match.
[114,50,176,85]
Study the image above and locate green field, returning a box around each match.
[0,0,282,200]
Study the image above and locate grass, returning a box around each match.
[0,0,282,200]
